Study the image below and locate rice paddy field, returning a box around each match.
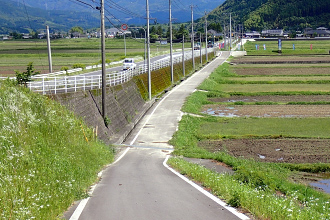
[0,38,187,77]
[197,55,330,163]
[169,45,330,219]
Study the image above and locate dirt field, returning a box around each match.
[232,67,330,75]
[209,95,330,103]
[232,56,330,64]
[202,104,330,118]
[199,55,330,165]
[199,139,330,163]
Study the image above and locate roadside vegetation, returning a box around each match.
[0,79,114,219]
[168,50,330,219]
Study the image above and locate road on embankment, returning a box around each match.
[66,51,249,220]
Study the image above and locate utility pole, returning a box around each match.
[147,0,151,100]
[124,33,126,56]
[182,35,185,76]
[204,11,208,62]
[229,12,232,51]
[100,0,106,120]
[199,33,202,65]
[241,23,243,51]
[46,26,52,73]
[223,22,226,50]
[169,0,173,83]
[190,5,195,71]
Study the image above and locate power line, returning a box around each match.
[69,0,96,9]
[105,0,144,19]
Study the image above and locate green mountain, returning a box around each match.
[0,0,100,34]
[205,0,330,31]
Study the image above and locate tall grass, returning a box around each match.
[0,80,114,219]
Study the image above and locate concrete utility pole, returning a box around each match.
[100,0,106,119]
[241,23,244,50]
[182,35,185,76]
[199,33,202,64]
[124,33,126,56]
[190,5,195,71]
[46,26,52,73]
[147,0,151,100]
[223,22,226,50]
[204,11,208,62]
[169,0,173,83]
[229,12,232,51]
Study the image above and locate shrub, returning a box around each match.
[72,63,86,70]
[15,62,40,86]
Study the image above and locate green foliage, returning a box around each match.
[104,116,111,127]
[175,24,189,39]
[60,66,69,74]
[206,0,330,31]
[0,80,114,219]
[15,62,40,86]
[72,63,86,70]
[70,26,84,34]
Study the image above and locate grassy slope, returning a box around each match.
[0,80,114,219]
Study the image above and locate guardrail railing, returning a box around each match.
[21,48,214,94]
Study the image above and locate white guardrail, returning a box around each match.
[6,48,214,95]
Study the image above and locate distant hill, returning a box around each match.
[2,0,226,34]
[205,0,330,31]
[0,0,100,34]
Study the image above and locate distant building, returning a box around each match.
[244,31,261,38]
[95,28,132,38]
[1,35,10,40]
[22,33,32,39]
[261,29,284,37]
[207,29,222,37]
[304,27,330,38]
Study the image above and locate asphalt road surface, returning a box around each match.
[66,51,250,220]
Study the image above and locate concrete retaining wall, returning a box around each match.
[49,80,152,145]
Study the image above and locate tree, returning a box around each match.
[150,26,156,34]
[16,62,40,86]
[208,23,223,32]
[70,26,84,34]
[10,32,23,39]
[175,24,189,39]
[156,26,163,37]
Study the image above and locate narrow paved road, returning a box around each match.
[66,51,249,220]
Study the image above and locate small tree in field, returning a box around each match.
[15,62,40,86]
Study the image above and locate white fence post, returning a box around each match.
[54,77,57,94]
[65,76,67,93]
[42,78,45,95]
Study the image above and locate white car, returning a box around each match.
[123,58,137,70]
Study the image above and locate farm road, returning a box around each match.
[66,51,249,220]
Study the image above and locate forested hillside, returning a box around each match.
[0,0,99,34]
[206,0,330,31]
